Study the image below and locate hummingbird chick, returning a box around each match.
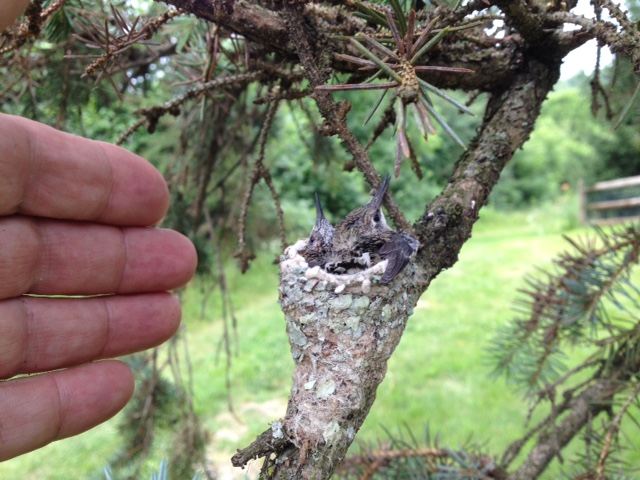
[299,193,334,267]
[325,174,419,284]
[378,231,420,283]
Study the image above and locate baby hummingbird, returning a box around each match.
[325,174,418,283]
[378,230,419,283]
[299,193,334,267]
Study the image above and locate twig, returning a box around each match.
[595,380,640,476]
[231,425,291,468]
[116,71,263,144]
[0,0,66,54]
[283,5,413,233]
[117,68,305,144]
[235,90,283,272]
[76,7,183,79]
[338,446,451,478]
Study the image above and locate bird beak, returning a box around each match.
[369,174,391,209]
[315,193,326,221]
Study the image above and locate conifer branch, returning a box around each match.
[493,226,640,478]
[235,91,282,272]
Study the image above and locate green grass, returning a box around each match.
[2,197,636,478]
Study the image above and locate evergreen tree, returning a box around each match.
[3,1,640,478]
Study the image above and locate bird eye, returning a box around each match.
[373,212,381,223]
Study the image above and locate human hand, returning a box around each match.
[0,113,197,461]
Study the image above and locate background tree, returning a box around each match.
[2,0,640,479]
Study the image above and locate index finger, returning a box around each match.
[0,113,169,226]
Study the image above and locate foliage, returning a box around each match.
[317,1,476,173]
[492,225,640,388]
[336,426,496,479]
[491,225,640,477]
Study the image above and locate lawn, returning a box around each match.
[2,197,632,479]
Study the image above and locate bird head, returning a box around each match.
[310,192,334,248]
[363,173,390,230]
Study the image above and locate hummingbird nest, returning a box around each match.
[275,235,421,462]
[233,177,422,476]
[282,239,389,294]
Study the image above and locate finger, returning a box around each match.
[0,113,169,226]
[0,293,181,378]
[0,217,197,298]
[0,0,30,30]
[0,361,134,461]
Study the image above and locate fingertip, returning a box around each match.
[56,360,134,440]
[121,228,198,293]
[97,141,171,226]
[0,361,135,461]
[164,292,184,338]
[102,292,183,358]
[152,292,184,339]
[177,232,198,288]
[103,359,136,398]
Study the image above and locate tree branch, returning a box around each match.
[413,53,562,290]
[162,0,291,54]
[160,0,526,93]
[508,368,624,479]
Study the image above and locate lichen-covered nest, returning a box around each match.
[276,238,421,452]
